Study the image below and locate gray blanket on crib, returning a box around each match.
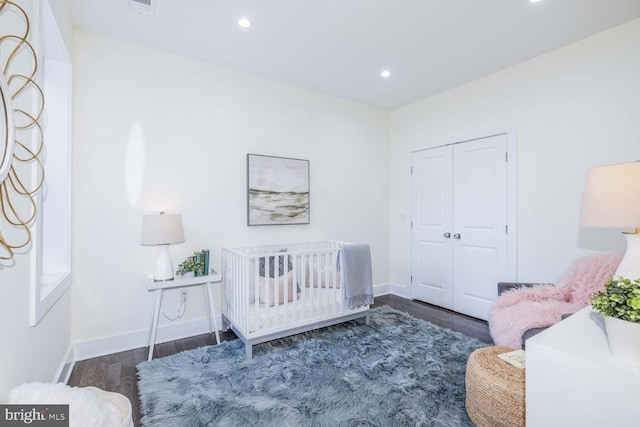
[341,244,374,309]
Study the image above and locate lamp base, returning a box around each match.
[154,244,175,281]
[614,230,640,280]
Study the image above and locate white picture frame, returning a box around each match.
[247,154,310,226]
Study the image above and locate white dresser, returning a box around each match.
[526,307,640,427]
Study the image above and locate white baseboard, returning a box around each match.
[73,314,223,362]
[389,283,411,299]
[373,283,391,296]
[54,344,75,384]
[71,284,406,363]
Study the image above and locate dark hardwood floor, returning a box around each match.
[373,295,492,344]
[67,294,491,426]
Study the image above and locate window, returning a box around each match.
[30,0,72,326]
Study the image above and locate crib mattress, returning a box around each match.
[245,287,360,335]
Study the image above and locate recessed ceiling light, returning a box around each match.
[380,70,391,78]
[529,0,542,3]
[238,18,252,28]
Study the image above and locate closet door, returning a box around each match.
[451,134,508,320]
[410,146,453,309]
[411,134,510,321]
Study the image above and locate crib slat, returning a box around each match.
[241,253,245,330]
[331,250,337,313]
[301,252,307,319]
[326,251,331,313]
[287,254,292,313]
[239,252,243,325]
[237,253,242,331]
[254,256,260,327]
[278,253,283,327]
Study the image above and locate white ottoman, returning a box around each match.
[8,382,133,427]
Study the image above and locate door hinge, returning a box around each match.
[411,221,413,229]
[411,166,413,174]
[505,152,508,162]
[410,275,413,283]
[505,224,508,234]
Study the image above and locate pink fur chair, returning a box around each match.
[489,252,621,349]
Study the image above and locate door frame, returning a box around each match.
[409,124,518,300]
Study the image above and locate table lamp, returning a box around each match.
[581,161,640,280]
[141,212,185,281]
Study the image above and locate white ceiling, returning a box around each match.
[68,0,640,110]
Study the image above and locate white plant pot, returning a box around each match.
[180,271,195,279]
[604,316,640,368]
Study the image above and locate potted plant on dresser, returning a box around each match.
[591,277,640,367]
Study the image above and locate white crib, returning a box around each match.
[222,241,370,358]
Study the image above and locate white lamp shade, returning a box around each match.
[581,161,640,280]
[581,161,640,228]
[141,213,185,246]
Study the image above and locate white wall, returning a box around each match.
[72,31,390,355]
[0,0,73,400]
[389,18,640,296]
[47,0,72,51]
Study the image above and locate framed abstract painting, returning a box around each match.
[247,154,310,226]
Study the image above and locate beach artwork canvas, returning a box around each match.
[247,154,310,226]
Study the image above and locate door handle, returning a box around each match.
[453,233,461,239]
[443,233,451,239]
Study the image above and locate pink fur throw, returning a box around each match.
[489,252,621,349]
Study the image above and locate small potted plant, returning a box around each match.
[590,276,640,367]
[176,254,205,278]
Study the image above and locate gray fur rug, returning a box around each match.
[137,306,487,426]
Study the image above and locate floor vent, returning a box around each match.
[129,0,154,15]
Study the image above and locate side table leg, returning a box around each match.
[148,289,164,361]
[202,285,212,335]
[204,283,220,344]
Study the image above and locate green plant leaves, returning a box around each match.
[591,277,640,323]
[176,251,206,277]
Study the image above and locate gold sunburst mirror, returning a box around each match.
[0,0,45,261]
[0,68,14,182]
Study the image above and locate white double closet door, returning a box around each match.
[411,134,511,320]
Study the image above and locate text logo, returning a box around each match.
[0,405,68,426]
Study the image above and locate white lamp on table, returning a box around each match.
[141,212,185,281]
[581,161,640,279]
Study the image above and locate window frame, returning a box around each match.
[30,0,72,326]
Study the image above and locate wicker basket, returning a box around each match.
[465,346,525,427]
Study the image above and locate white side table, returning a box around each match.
[526,306,640,426]
[145,269,222,360]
